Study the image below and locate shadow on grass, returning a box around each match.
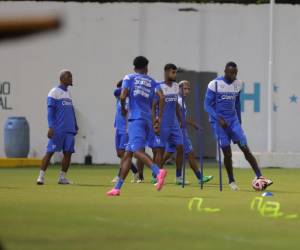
[267,189,300,194]
[73,183,112,188]
[0,186,19,190]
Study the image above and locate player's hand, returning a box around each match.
[153,119,160,135]
[192,123,200,130]
[218,117,228,129]
[47,128,54,139]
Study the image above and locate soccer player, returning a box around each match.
[111,80,140,183]
[164,80,213,184]
[36,69,78,185]
[106,56,167,196]
[204,62,273,191]
[151,64,186,185]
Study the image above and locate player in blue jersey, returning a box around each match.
[204,62,273,191]
[36,70,78,185]
[164,80,213,184]
[111,80,141,183]
[107,56,167,196]
[151,64,186,185]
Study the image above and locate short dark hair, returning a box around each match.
[133,56,149,69]
[164,63,177,72]
[116,80,122,88]
[225,61,237,68]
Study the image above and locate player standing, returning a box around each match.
[106,56,166,196]
[164,80,213,184]
[111,80,140,183]
[36,70,78,185]
[151,64,186,185]
[204,62,273,191]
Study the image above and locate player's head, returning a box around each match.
[224,61,238,82]
[179,80,191,97]
[164,63,177,82]
[133,56,149,74]
[116,80,122,88]
[60,69,73,86]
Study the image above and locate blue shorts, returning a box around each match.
[115,130,128,151]
[152,125,183,149]
[211,119,247,148]
[166,129,193,154]
[147,126,163,148]
[126,119,152,152]
[47,132,75,153]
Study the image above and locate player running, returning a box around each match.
[151,64,186,185]
[111,80,140,183]
[106,56,166,196]
[36,69,78,185]
[204,62,273,191]
[164,80,213,185]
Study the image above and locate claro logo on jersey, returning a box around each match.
[165,96,177,102]
[221,95,236,100]
[62,100,73,106]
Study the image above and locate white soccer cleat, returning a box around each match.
[58,178,73,185]
[36,176,44,185]
[265,178,273,187]
[111,176,120,183]
[175,176,190,185]
[229,182,239,191]
[259,176,274,189]
[136,178,144,184]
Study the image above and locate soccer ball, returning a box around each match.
[252,177,267,191]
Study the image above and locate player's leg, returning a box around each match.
[136,158,144,182]
[212,121,238,191]
[163,152,173,166]
[174,144,186,184]
[37,152,54,185]
[112,132,138,183]
[169,126,186,184]
[133,149,167,190]
[187,151,213,184]
[107,119,167,196]
[58,133,75,184]
[237,143,273,187]
[221,145,239,190]
[107,151,134,196]
[37,132,63,185]
[183,131,213,184]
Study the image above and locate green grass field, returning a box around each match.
[0,164,299,250]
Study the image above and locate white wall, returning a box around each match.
[0,2,299,164]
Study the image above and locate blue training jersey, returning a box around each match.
[122,73,159,122]
[114,87,128,133]
[47,85,77,134]
[160,81,180,127]
[204,76,242,123]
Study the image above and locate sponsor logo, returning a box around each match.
[221,95,236,100]
[62,100,73,106]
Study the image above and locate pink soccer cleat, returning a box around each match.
[155,169,167,191]
[106,188,121,196]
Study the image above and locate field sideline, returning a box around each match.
[0,164,299,250]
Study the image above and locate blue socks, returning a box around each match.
[194,170,202,180]
[255,169,262,178]
[130,163,138,174]
[115,178,124,190]
[228,175,235,184]
[176,169,182,178]
[151,164,160,176]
